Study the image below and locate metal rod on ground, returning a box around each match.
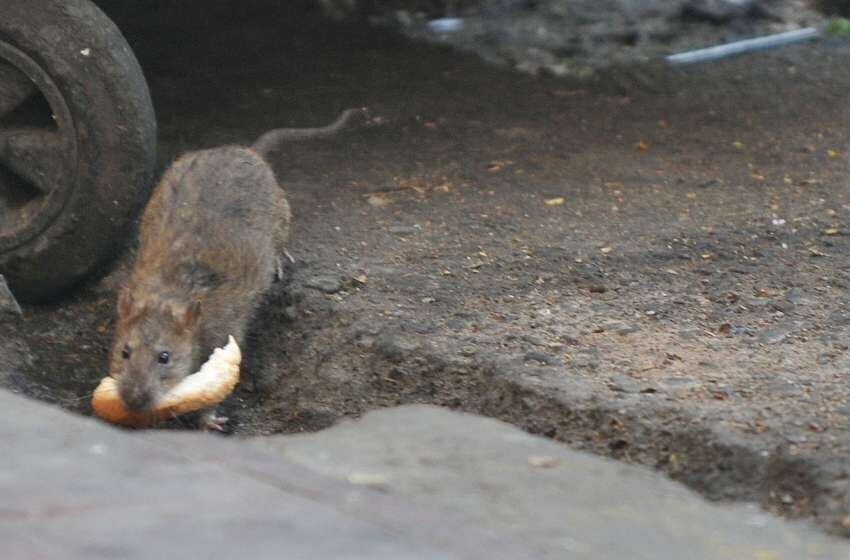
[665,27,819,66]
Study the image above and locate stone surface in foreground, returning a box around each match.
[0,391,527,560]
[2,390,849,559]
[254,405,850,560]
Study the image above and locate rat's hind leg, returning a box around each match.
[271,189,291,283]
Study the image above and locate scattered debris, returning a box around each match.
[719,323,754,336]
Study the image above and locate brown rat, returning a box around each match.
[108,108,365,431]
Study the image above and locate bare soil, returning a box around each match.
[3,0,850,537]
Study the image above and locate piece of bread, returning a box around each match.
[91,336,241,427]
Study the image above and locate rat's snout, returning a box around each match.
[119,380,156,411]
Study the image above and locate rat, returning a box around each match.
[108,108,365,431]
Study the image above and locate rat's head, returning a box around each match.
[109,291,201,411]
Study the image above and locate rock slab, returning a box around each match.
[255,405,850,560]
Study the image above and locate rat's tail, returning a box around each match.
[252,107,367,156]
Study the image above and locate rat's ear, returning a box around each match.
[118,292,134,319]
[180,300,202,329]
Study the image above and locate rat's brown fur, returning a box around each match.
[108,109,365,430]
[109,146,290,427]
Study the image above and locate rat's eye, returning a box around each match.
[122,345,131,360]
[158,351,171,365]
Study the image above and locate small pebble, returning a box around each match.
[528,455,559,468]
[658,375,701,395]
[524,351,562,366]
[758,325,792,345]
[376,334,421,362]
[616,323,640,335]
[608,374,641,394]
[520,334,546,347]
[389,225,419,236]
[347,472,390,491]
[304,275,344,294]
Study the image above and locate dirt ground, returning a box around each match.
[3,0,850,537]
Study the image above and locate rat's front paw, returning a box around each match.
[199,411,229,433]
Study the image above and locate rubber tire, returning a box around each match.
[0,0,156,302]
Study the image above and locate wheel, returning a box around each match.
[0,0,156,302]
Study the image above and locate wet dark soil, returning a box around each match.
[3,0,850,537]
